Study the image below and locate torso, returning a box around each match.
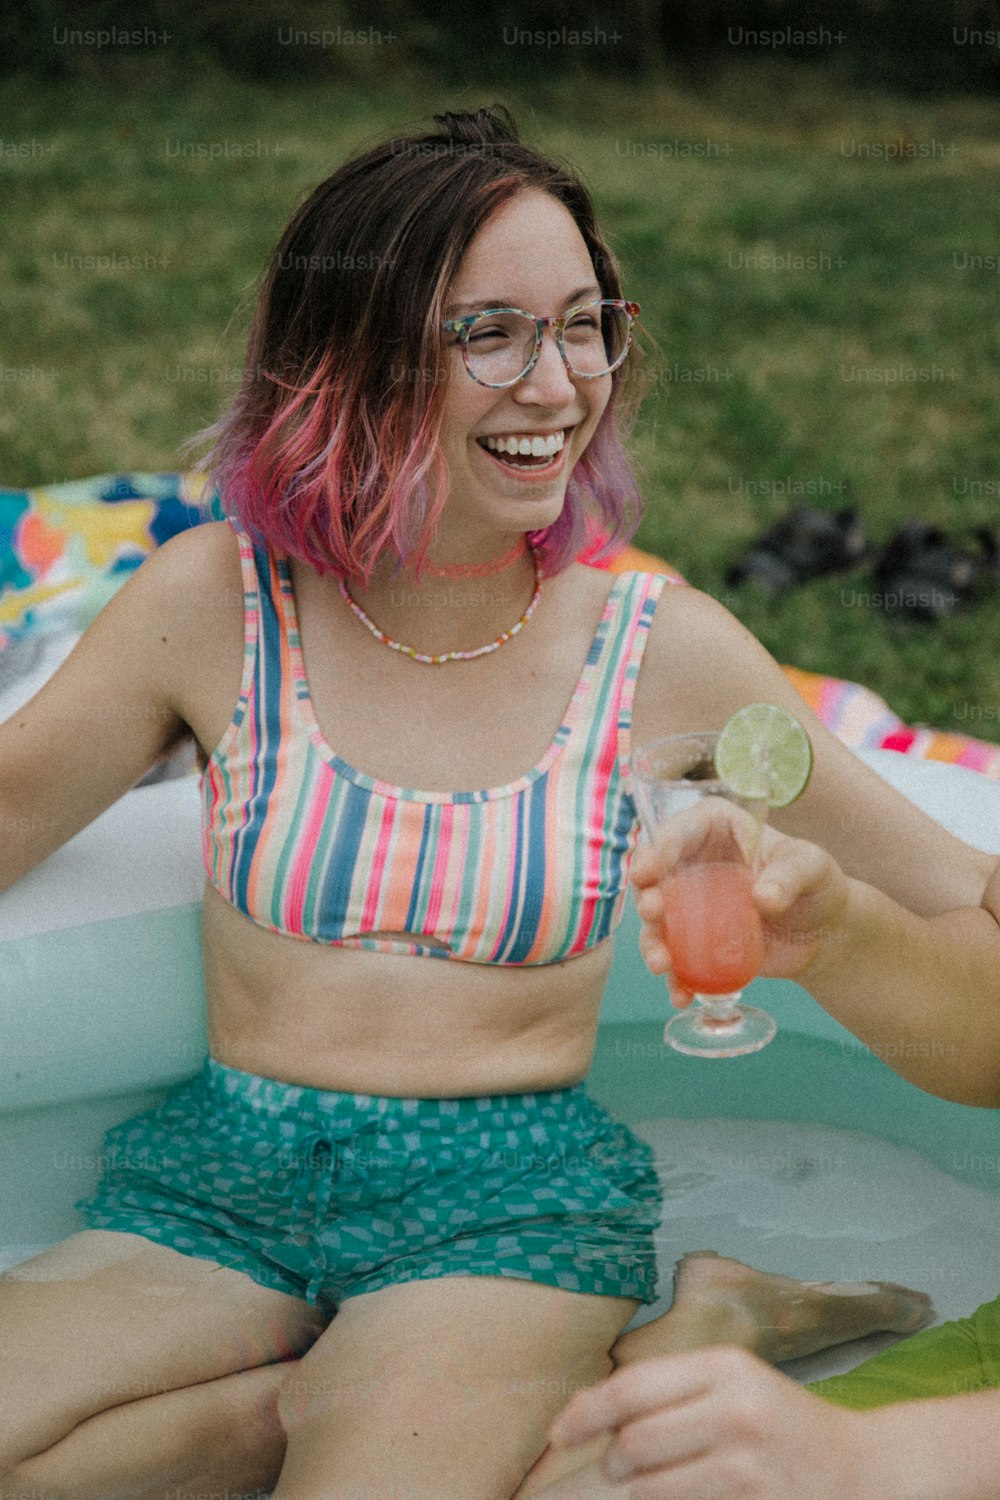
[177,523,676,1097]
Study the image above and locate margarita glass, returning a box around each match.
[629,731,777,1058]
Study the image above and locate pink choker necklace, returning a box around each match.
[418,535,528,579]
[338,545,543,665]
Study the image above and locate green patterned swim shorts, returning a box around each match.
[75,1058,662,1315]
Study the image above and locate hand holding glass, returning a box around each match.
[630,732,777,1058]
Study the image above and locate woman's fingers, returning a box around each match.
[637,922,670,973]
[633,807,850,989]
[644,801,763,875]
[630,839,665,891]
[549,1349,863,1500]
[636,920,694,1006]
[752,832,833,915]
[548,1350,714,1450]
[633,882,664,925]
[600,1398,720,1484]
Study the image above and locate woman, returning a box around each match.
[0,105,992,1500]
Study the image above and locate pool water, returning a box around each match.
[627,1113,1000,1385]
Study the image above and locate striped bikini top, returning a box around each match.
[199,521,671,965]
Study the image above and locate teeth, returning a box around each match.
[483,431,565,458]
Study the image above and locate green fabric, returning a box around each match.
[76,1056,665,1313]
[808,1294,1000,1410]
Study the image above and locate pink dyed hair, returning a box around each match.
[188,106,650,584]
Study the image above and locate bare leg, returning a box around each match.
[6,1364,288,1500]
[514,1252,934,1498]
[4,1248,933,1500]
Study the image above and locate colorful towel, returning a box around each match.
[2,473,998,781]
[0,472,214,648]
[778,664,1000,780]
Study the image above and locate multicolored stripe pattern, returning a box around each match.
[780,664,1000,779]
[199,522,669,965]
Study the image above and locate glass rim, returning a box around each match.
[629,730,722,770]
[629,730,769,801]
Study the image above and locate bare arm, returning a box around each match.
[0,527,203,894]
[631,585,996,912]
[632,814,1000,1104]
[802,861,1000,1105]
[630,584,1000,1103]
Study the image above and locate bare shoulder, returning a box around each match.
[556,559,682,621]
[542,560,628,648]
[150,519,243,619]
[113,519,241,631]
[554,567,741,724]
[630,580,773,742]
[0,521,244,888]
[630,577,863,750]
[557,559,624,603]
[145,521,245,757]
[633,573,859,728]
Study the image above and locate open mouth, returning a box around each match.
[476,429,567,469]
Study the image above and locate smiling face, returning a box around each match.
[434,189,613,553]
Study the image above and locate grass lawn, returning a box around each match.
[2,62,998,740]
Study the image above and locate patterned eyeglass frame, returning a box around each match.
[442,298,641,388]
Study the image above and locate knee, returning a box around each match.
[276,1357,425,1437]
[275,1360,320,1434]
[211,1363,288,1456]
[275,1359,354,1435]
[0,1416,70,1482]
[0,1449,61,1498]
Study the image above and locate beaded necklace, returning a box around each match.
[338,544,543,665]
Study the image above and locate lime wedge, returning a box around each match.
[714,703,813,808]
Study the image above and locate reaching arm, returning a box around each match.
[629,584,1000,1104]
[0,527,202,895]
[801,857,1000,1106]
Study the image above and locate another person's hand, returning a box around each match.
[630,801,851,1007]
[546,1346,868,1499]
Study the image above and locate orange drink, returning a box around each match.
[661,862,766,994]
[629,730,777,1057]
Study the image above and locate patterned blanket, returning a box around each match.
[3,472,998,781]
[0,472,213,648]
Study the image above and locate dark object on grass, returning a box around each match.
[872,523,999,620]
[725,506,870,593]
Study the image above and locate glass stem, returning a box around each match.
[697,991,744,1026]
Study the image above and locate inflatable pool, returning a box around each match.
[2,688,999,1386]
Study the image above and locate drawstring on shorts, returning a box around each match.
[258,1130,337,1246]
[291,1132,336,1243]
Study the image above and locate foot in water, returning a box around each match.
[613,1251,935,1367]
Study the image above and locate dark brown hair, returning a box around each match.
[192,105,647,583]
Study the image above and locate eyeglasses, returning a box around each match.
[442,298,640,389]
